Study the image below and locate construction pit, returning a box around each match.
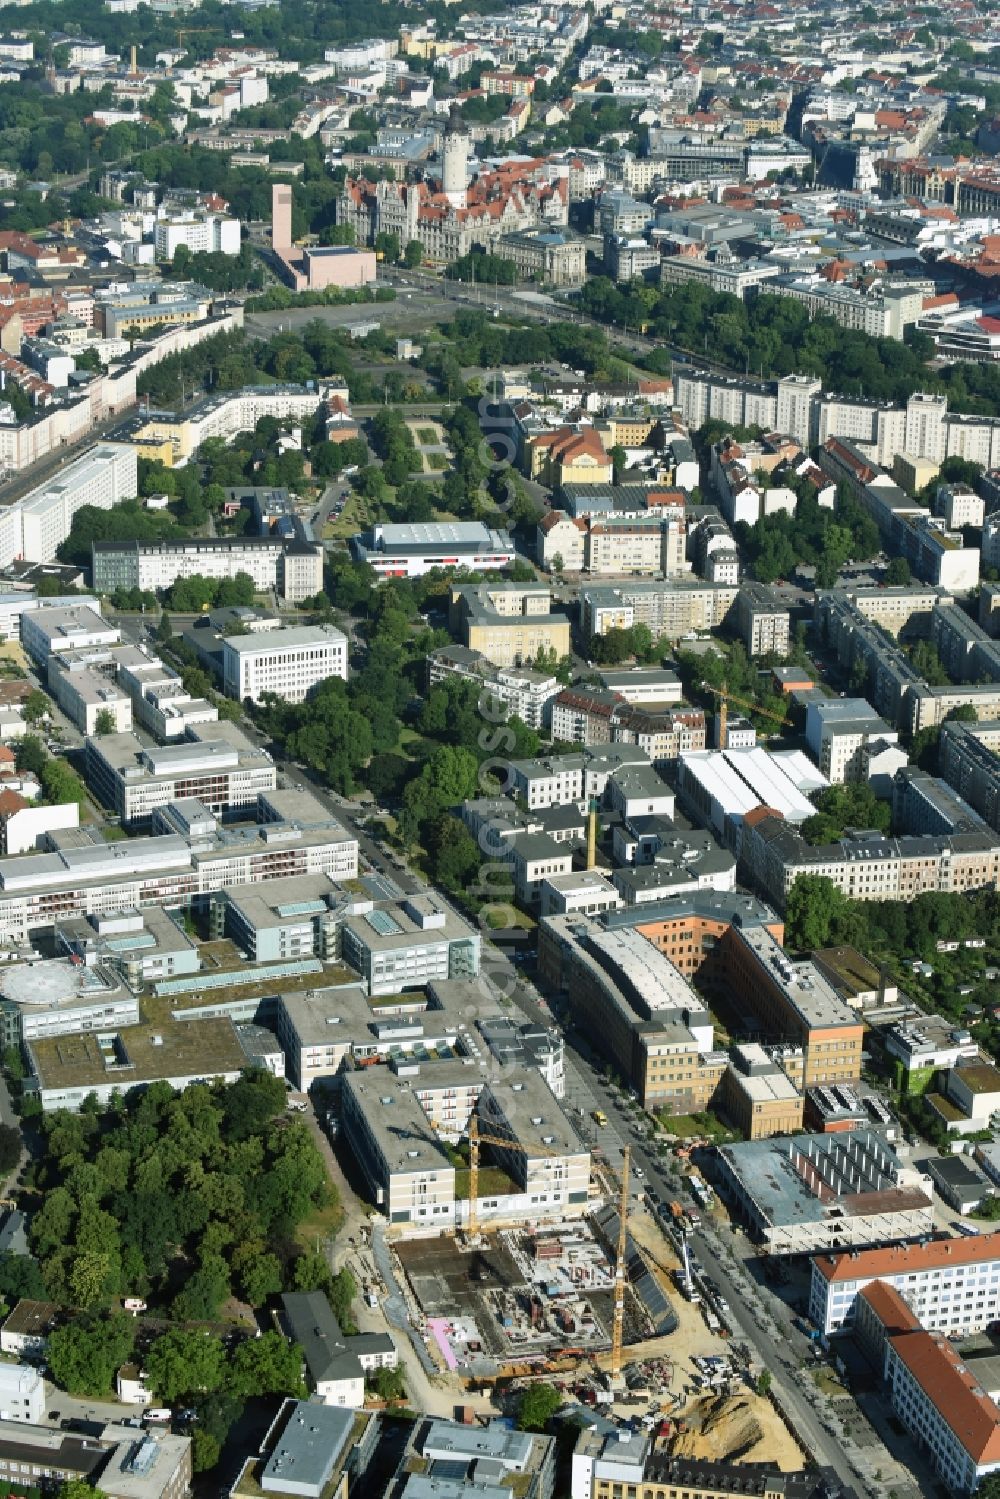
[395,1217,660,1376]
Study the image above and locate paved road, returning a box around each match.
[0,408,138,508]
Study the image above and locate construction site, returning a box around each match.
[394,1223,619,1374]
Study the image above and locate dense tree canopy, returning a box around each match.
[28,1071,332,1317]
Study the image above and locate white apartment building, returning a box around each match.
[426,645,560,731]
[0,444,137,569]
[937,483,985,531]
[154,211,241,261]
[47,657,132,737]
[222,624,348,704]
[21,604,120,665]
[139,386,319,462]
[508,746,649,811]
[810,1235,1000,1337]
[93,536,323,604]
[805,697,898,784]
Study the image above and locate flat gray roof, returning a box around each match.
[260,1401,356,1497]
[717,1130,924,1228]
[343,1067,454,1174]
[223,624,347,654]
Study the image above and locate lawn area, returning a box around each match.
[396,725,430,756]
[810,1367,848,1397]
[455,1166,519,1200]
[295,1188,346,1251]
[325,488,375,541]
[657,1112,734,1142]
[425,452,448,471]
[417,427,438,444]
[0,640,27,676]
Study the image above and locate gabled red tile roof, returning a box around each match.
[889,1330,1000,1462]
[857,1278,920,1336]
[814,1232,1000,1283]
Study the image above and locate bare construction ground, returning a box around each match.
[671,1392,804,1470]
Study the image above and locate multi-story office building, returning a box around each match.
[0,444,137,570]
[586,514,688,578]
[85,722,277,827]
[810,1233,1000,1337]
[720,1042,804,1140]
[114,644,218,742]
[0,796,358,946]
[497,226,585,284]
[222,624,348,704]
[339,895,481,996]
[94,282,213,339]
[479,1070,590,1206]
[540,890,784,987]
[92,537,323,604]
[47,655,132,737]
[858,1278,1000,1494]
[537,913,722,1110]
[222,872,343,964]
[716,924,863,1089]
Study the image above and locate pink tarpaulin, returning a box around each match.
[427,1317,459,1370]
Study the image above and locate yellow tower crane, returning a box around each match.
[467,1113,557,1241]
[610,1144,630,1381]
[701,682,792,749]
[176,28,210,52]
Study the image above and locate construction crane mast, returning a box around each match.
[610,1145,630,1380]
[466,1113,553,1240]
[701,682,791,748]
[175,28,209,52]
